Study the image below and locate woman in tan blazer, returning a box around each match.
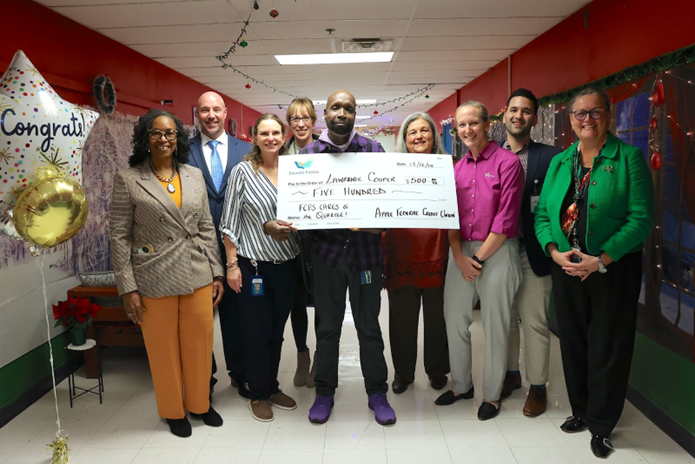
[110,109,225,438]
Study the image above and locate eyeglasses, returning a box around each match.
[149,129,178,141]
[571,108,606,121]
[290,116,312,125]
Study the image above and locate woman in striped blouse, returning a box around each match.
[220,113,301,422]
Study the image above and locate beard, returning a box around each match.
[327,120,353,136]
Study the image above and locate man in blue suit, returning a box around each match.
[188,91,252,399]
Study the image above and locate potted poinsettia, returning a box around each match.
[53,296,101,346]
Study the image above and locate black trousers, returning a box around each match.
[551,251,642,437]
[388,286,450,382]
[215,279,245,382]
[312,252,388,397]
[290,282,310,352]
[238,256,299,400]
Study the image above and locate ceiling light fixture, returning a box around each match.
[275,52,394,66]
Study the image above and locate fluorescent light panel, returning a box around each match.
[275,52,394,66]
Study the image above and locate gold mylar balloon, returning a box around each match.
[35,165,64,182]
[12,177,88,248]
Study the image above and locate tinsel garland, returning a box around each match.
[485,43,695,122]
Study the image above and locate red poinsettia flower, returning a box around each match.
[53,296,101,328]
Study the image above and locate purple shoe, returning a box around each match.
[308,394,334,424]
[368,392,397,425]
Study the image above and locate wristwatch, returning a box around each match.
[471,255,484,267]
[597,255,607,274]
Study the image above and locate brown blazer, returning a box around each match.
[110,162,224,298]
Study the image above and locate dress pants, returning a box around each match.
[141,284,214,419]
[237,256,299,400]
[552,251,642,437]
[388,285,450,382]
[443,240,521,401]
[507,245,552,385]
[312,252,388,397]
[216,280,245,381]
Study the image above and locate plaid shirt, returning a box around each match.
[300,132,386,270]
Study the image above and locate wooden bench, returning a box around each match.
[67,286,144,378]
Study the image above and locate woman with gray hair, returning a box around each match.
[383,112,451,394]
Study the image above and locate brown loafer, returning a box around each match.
[500,371,521,400]
[523,385,547,417]
[249,400,274,422]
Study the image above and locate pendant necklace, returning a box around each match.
[150,159,178,193]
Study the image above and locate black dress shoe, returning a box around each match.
[429,374,448,391]
[231,377,251,399]
[477,401,500,421]
[500,371,521,399]
[591,435,614,458]
[166,417,192,438]
[434,387,474,405]
[190,406,223,427]
[560,415,587,433]
[392,376,412,394]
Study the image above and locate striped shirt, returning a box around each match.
[220,161,300,262]
[300,132,385,271]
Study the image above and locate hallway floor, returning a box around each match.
[1,292,693,464]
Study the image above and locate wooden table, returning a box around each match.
[67,286,144,378]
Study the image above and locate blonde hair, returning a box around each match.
[455,100,489,124]
[285,97,317,126]
[244,113,288,173]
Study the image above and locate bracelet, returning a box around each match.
[226,258,238,268]
[471,255,484,266]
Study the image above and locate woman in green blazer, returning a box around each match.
[534,88,654,459]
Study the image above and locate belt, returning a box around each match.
[241,256,290,266]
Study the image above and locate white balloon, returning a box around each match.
[0,50,99,210]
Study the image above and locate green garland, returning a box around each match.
[486,43,695,122]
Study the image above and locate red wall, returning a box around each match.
[429,0,695,121]
[427,93,458,127]
[0,0,262,134]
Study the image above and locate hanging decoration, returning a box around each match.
[649,72,663,171]
[373,110,378,115]
[245,83,252,89]
[92,75,116,114]
[536,43,695,107]
[358,84,435,109]
[356,118,396,137]
[216,1,261,62]
[360,85,435,122]
[269,8,279,18]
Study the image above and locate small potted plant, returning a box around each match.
[53,296,101,346]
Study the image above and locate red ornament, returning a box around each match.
[651,151,662,170]
[652,80,665,106]
[650,118,658,130]
[245,83,252,89]
[269,8,279,18]
[373,110,378,115]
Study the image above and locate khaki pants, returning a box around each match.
[141,285,213,419]
[444,239,521,401]
[507,246,552,385]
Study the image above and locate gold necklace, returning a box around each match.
[150,159,178,193]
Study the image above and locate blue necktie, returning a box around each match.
[208,140,223,191]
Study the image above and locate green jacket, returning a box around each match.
[534,132,654,262]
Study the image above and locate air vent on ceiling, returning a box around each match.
[337,37,398,53]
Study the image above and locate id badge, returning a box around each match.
[360,270,372,285]
[251,275,265,296]
[530,195,540,213]
[570,246,582,264]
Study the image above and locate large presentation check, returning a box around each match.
[277,152,459,230]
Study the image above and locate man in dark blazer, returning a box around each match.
[188,91,252,399]
[498,88,561,417]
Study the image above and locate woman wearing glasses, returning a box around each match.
[284,98,320,387]
[110,109,225,437]
[534,88,653,458]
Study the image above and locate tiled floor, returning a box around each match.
[1,292,693,464]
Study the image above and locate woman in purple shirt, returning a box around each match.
[434,101,524,421]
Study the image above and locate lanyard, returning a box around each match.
[561,146,599,245]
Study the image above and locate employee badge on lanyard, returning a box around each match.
[250,259,264,296]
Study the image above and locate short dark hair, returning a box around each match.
[129,109,191,167]
[506,88,539,115]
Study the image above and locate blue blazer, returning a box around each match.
[187,132,252,255]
